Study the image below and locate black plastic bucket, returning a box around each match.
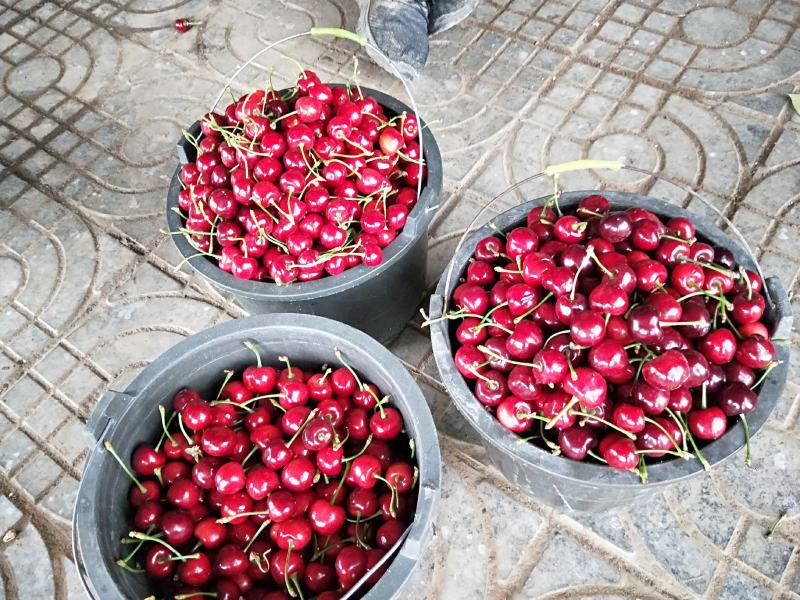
[429,190,792,513]
[73,314,441,599]
[166,87,443,343]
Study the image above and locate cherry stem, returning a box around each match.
[587,248,614,277]
[514,292,554,324]
[177,412,194,446]
[249,549,270,574]
[115,561,145,573]
[176,593,216,599]
[751,361,780,390]
[164,552,201,562]
[546,174,563,217]
[661,232,695,244]
[283,543,296,597]
[330,462,352,506]
[643,416,685,455]
[419,308,475,327]
[473,301,509,329]
[476,345,534,369]
[488,222,507,238]
[334,347,364,391]
[570,247,593,301]
[545,396,579,429]
[210,398,254,413]
[217,511,271,525]
[312,535,357,561]
[636,455,648,484]
[290,573,306,600]
[765,512,787,538]
[211,392,282,409]
[373,394,388,420]
[636,448,693,458]
[128,531,184,559]
[740,414,752,468]
[118,525,154,566]
[157,405,175,447]
[739,266,754,301]
[242,444,260,467]
[278,355,293,379]
[343,434,374,463]
[571,411,637,440]
[373,474,399,517]
[533,420,559,453]
[154,408,177,452]
[244,519,272,553]
[104,442,145,493]
[665,409,690,454]
[243,341,263,367]
[565,354,577,380]
[284,408,319,448]
[319,367,332,384]
[543,329,570,349]
[586,449,607,464]
[216,369,235,400]
[181,128,200,150]
[673,411,710,471]
[346,510,384,524]
[679,256,737,279]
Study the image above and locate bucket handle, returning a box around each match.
[71,508,95,599]
[440,159,772,315]
[206,27,425,209]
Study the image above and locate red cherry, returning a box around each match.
[642,349,690,391]
[688,407,728,440]
[309,499,346,535]
[699,329,737,365]
[600,434,637,470]
[734,335,774,369]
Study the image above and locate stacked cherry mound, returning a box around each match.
[108,346,418,600]
[175,69,426,284]
[445,195,776,479]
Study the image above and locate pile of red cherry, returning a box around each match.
[442,194,777,478]
[175,68,426,284]
[108,346,418,599]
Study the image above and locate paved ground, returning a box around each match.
[1,0,800,598]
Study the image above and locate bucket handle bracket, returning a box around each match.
[85,390,136,446]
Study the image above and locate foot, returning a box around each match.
[428,0,479,34]
[356,0,430,80]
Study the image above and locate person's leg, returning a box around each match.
[428,0,480,34]
[356,0,479,79]
[356,0,430,80]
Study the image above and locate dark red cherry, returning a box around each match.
[558,426,598,460]
[719,382,758,416]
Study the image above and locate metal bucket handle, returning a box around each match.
[207,27,426,210]
[441,159,770,315]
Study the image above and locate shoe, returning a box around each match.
[356,0,430,80]
[428,0,479,34]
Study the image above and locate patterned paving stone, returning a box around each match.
[1,0,800,599]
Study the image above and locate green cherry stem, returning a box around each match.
[104,441,145,493]
[741,414,752,468]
